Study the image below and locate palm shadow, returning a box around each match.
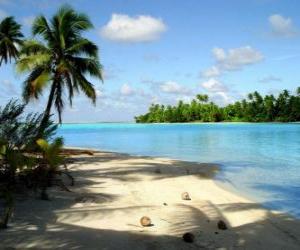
[1,152,300,249]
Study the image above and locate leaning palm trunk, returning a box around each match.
[38,83,56,137]
[0,189,14,229]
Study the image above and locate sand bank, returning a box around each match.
[1,150,300,249]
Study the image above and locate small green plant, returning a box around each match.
[36,138,73,200]
[0,140,35,228]
[0,100,72,228]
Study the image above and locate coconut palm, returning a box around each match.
[17,5,103,124]
[0,16,23,65]
[196,94,208,103]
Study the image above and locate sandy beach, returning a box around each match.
[1,150,300,250]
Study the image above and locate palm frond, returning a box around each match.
[76,73,96,103]
[22,66,51,102]
[16,53,51,72]
[66,38,98,57]
[19,39,50,55]
[70,56,103,80]
[0,16,23,65]
[32,15,54,42]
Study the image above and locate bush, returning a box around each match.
[0,99,71,228]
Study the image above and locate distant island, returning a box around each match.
[135,88,300,123]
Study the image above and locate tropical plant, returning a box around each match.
[36,138,66,200]
[0,100,63,228]
[135,87,300,123]
[196,94,208,103]
[17,5,103,126]
[0,99,57,150]
[0,139,35,228]
[0,16,23,65]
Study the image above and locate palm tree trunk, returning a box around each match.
[38,83,56,137]
[0,190,14,229]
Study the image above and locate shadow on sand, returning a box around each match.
[0,152,300,249]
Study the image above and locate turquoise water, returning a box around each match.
[58,123,300,217]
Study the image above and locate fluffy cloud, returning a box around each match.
[259,75,282,83]
[269,14,297,37]
[200,78,236,105]
[210,92,233,106]
[201,66,221,78]
[96,89,105,98]
[159,81,190,95]
[201,46,263,78]
[201,78,227,92]
[213,46,263,71]
[100,14,167,43]
[120,83,135,96]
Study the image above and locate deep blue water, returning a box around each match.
[58,123,300,217]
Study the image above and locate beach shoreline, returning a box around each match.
[1,149,300,249]
[64,146,299,218]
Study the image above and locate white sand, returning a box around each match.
[1,151,300,249]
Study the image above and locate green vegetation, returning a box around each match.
[0,100,68,228]
[0,5,102,229]
[135,89,300,123]
[17,5,103,125]
[0,16,23,65]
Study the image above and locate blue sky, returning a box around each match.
[0,0,299,122]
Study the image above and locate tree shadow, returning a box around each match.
[68,152,219,183]
[251,183,300,217]
[1,152,300,249]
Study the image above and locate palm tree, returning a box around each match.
[0,16,23,65]
[196,94,208,103]
[17,5,103,125]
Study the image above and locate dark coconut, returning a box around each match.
[182,232,195,243]
[217,220,228,230]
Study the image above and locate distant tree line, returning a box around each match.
[135,88,300,123]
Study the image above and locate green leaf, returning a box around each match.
[36,138,49,151]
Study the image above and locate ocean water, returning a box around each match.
[58,123,300,217]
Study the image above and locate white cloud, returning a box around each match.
[201,66,221,78]
[213,46,263,71]
[201,78,227,92]
[212,47,226,61]
[210,92,233,106]
[120,83,135,96]
[100,14,167,43]
[259,75,282,83]
[159,81,190,94]
[201,46,263,79]
[269,14,297,37]
[96,89,105,98]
